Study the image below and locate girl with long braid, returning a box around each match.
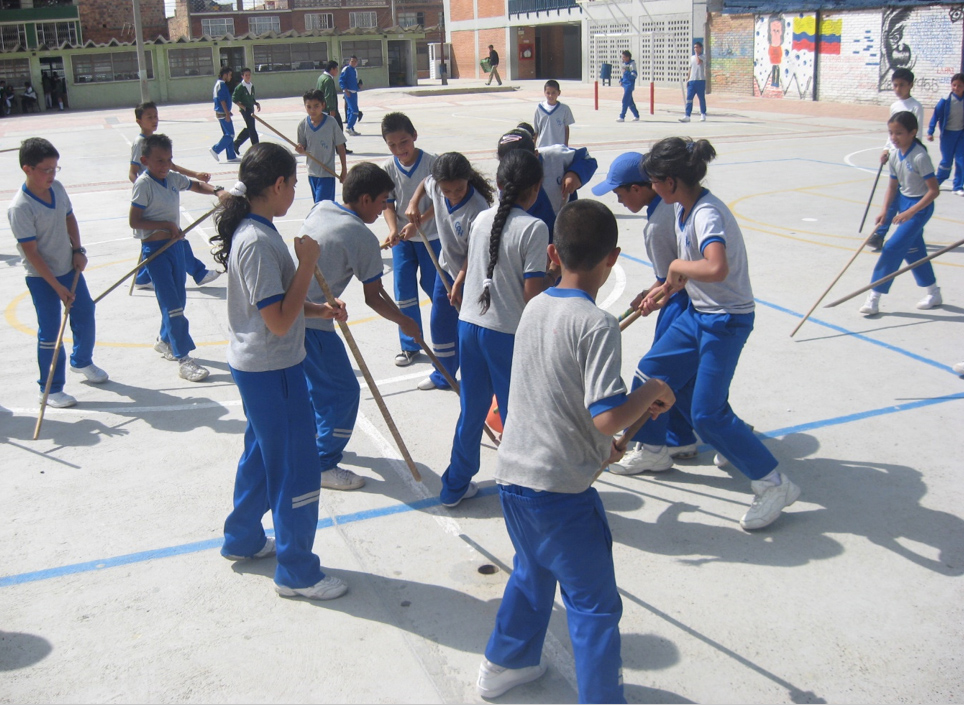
[439,149,553,507]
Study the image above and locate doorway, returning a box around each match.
[387,40,410,86]
[219,47,246,89]
[39,56,66,110]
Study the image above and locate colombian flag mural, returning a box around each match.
[819,18,843,55]
[792,15,816,52]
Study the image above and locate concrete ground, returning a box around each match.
[1,80,962,704]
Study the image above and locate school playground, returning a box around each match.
[0,80,961,703]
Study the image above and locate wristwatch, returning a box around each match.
[72,247,86,255]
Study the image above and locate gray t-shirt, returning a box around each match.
[425,174,489,279]
[298,200,384,332]
[539,144,581,216]
[533,101,575,150]
[677,190,754,315]
[495,288,627,494]
[644,196,677,282]
[130,170,193,240]
[890,141,936,198]
[382,150,438,240]
[226,215,306,373]
[460,205,549,335]
[296,115,346,177]
[885,98,926,150]
[8,181,75,278]
[130,133,147,173]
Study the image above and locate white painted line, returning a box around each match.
[600,261,626,311]
[843,146,883,175]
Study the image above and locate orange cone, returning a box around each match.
[485,395,503,434]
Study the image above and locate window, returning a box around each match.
[341,40,382,67]
[200,17,235,37]
[168,47,215,78]
[398,12,424,28]
[416,41,428,71]
[248,15,281,35]
[349,11,377,29]
[0,58,30,84]
[0,24,26,51]
[304,13,333,30]
[254,42,328,72]
[36,22,78,47]
[72,51,154,83]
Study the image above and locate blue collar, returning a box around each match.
[138,133,148,139]
[22,183,55,209]
[395,150,423,178]
[307,114,327,132]
[678,188,710,229]
[446,185,476,214]
[247,214,279,233]
[951,93,964,102]
[545,286,595,304]
[646,195,663,219]
[335,202,363,221]
[539,102,560,115]
[148,172,167,188]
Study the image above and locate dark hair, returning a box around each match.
[381,111,416,138]
[342,162,395,204]
[622,50,632,59]
[431,152,495,205]
[554,200,618,272]
[211,143,297,269]
[544,79,560,92]
[303,89,326,106]
[478,149,543,314]
[644,137,716,187]
[239,67,251,74]
[891,68,914,84]
[497,128,536,159]
[516,122,535,138]
[19,137,58,168]
[888,110,926,150]
[142,133,173,158]
[350,55,358,60]
[219,66,232,79]
[325,60,339,71]
[952,73,964,84]
[134,101,157,120]
[694,41,703,48]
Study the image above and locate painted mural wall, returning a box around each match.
[752,12,817,100]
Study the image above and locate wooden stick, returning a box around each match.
[313,266,422,482]
[34,269,81,440]
[253,114,340,179]
[619,310,641,332]
[93,206,219,305]
[616,307,635,322]
[416,228,451,295]
[824,235,964,308]
[0,146,20,154]
[790,161,884,337]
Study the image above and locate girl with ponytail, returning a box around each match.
[612,137,803,531]
[439,149,551,507]
[215,142,350,602]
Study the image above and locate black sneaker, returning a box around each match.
[356,111,364,123]
[394,350,419,367]
[867,234,885,251]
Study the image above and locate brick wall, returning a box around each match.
[168,7,189,41]
[708,12,752,95]
[80,0,169,44]
[477,0,503,20]
[450,0,474,23]
[451,28,476,78]
[478,27,504,78]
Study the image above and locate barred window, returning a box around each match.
[200,17,235,37]
[72,51,154,83]
[341,40,382,67]
[304,13,333,30]
[0,58,30,84]
[254,42,328,72]
[248,15,281,35]
[349,11,377,29]
[36,22,78,46]
[168,47,215,78]
[397,11,423,27]
[0,24,26,51]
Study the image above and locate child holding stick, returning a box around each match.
[211,143,349,601]
[478,200,674,703]
[296,89,347,203]
[440,149,555,507]
[9,138,107,408]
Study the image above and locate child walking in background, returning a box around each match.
[296,89,347,203]
[209,66,240,164]
[617,51,639,122]
[129,134,227,382]
[625,137,801,531]
[680,41,706,123]
[404,152,495,390]
[211,143,349,601]
[9,138,108,408]
[478,200,674,704]
[441,149,553,508]
[860,111,942,316]
[232,67,260,155]
[129,101,219,290]
[927,72,964,196]
[533,79,574,148]
[298,162,422,491]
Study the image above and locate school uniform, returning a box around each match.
[8,181,95,394]
[633,190,778,481]
[871,142,937,294]
[231,80,259,150]
[131,170,197,360]
[297,114,346,203]
[211,78,237,160]
[298,200,383,470]
[533,100,574,149]
[685,53,707,118]
[619,62,639,120]
[222,215,326,590]
[874,97,927,238]
[130,135,210,286]
[338,64,360,130]
[424,175,490,387]
[440,205,548,505]
[527,145,598,236]
[487,288,627,704]
[383,149,441,353]
[927,92,964,191]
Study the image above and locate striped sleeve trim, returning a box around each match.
[131,202,147,209]
[256,293,284,310]
[700,236,725,254]
[16,236,37,243]
[523,271,546,279]
[362,272,383,284]
[588,392,628,418]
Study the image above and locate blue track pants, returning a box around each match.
[26,271,95,393]
[303,328,359,470]
[936,129,964,191]
[344,92,359,130]
[429,271,459,388]
[620,85,638,119]
[685,80,707,117]
[392,237,440,352]
[308,176,336,203]
[212,117,237,159]
[142,239,195,360]
[871,195,935,294]
[134,236,209,286]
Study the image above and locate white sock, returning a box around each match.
[760,469,782,485]
[926,284,940,294]
[868,291,881,302]
[643,444,666,453]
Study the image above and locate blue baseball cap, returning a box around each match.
[591,152,649,196]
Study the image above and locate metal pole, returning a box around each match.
[131,0,150,103]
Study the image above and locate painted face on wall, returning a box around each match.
[769,20,783,47]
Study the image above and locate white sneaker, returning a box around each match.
[477,658,547,699]
[198,270,221,286]
[700,114,706,122]
[679,116,691,123]
[208,147,220,163]
[917,288,942,310]
[226,156,242,163]
[223,537,276,561]
[394,350,419,367]
[347,128,361,136]
[41,391,76,408]
[714,453,729,468]
[615,117,625,122]
[609,443,673,475]
[134,281,154,291]
[153,338,176,361]
[321,466,366,491]
[276,575,348,601]
[953,361,964,375]
[70,363,109,384]
[669,443,698,459]
[631,117,639,121]
[954,189,964,196]
[442,481,478,508]
[740,473,801,530]
[178,357,210,382]
[859,295,880,316]
[417,376,439,391]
